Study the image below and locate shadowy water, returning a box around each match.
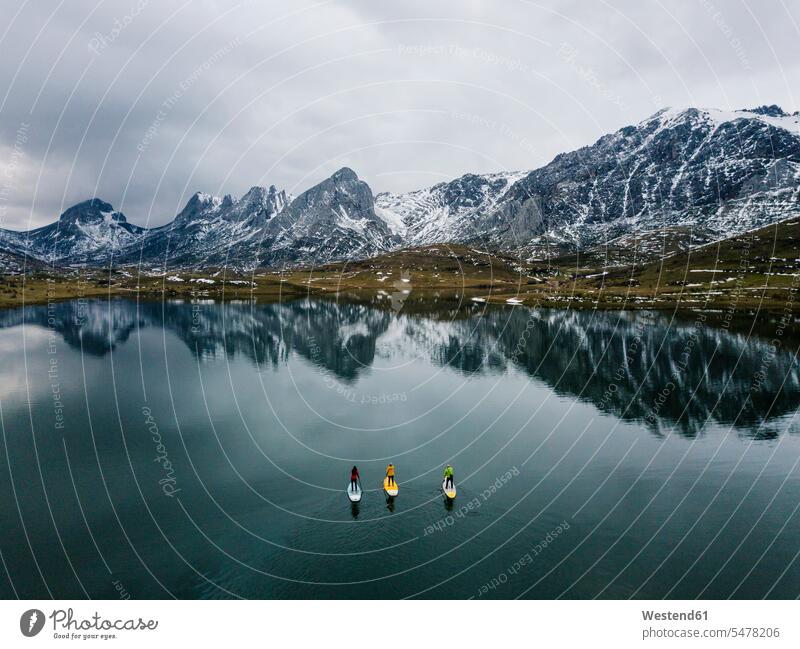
[0,297,799,599]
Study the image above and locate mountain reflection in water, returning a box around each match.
[1,297,797,439]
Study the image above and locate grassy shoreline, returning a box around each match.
[3,217,800,313]
[1,268,797,314]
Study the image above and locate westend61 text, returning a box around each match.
[642,610,708,621]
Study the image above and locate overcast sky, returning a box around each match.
[0,0,797,230]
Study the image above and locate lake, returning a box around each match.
[1,296,799,599]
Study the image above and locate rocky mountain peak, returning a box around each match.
[645,105,799,135]
[746,104,789,117]
[284,168,374,219]
[242,186,267,202]
[331,167,358,183]
[58,198,124,225]
[237,185,288,219]
[173,192,221,224]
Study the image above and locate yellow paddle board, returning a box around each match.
[383,476,398,496]
[442,480,456,499]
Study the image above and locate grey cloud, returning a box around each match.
[0,0,796,230]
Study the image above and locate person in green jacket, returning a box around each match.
[444,464,454,490]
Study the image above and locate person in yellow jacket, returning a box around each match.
[386,463,396,486]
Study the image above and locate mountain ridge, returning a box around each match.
[1,104,798,273]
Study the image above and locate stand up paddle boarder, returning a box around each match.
[444,464,454,490]
[350,465,360,491]
[384,463,398,497]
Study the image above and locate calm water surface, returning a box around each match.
[1,297,799,599]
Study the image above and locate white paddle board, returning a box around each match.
[442,479,456,499]
[347,481,362,502]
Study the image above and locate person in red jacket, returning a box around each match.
[350,465,360,491]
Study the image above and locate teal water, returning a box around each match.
[1,297,799,599]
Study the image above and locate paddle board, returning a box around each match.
[383,476,398,497]
[347,481,362,502]
[442,479,456,499]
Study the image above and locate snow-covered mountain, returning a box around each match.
[85,167,393,270]
[378,105,800,258]
[118,184,290,268]
[375,171,527,244]
[115,167,397,269]
[0,199,145,265]
[2,105,798,270]
[254,166,399,266]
